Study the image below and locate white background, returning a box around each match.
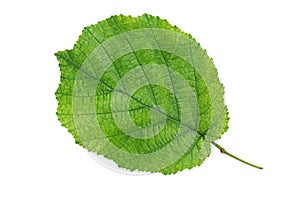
[1,0,300,200]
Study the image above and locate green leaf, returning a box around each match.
[55,14,229,174]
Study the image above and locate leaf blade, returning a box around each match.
[56,14,229,174]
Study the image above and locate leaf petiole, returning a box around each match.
[211,141,263,169]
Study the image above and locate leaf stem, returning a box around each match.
[211,141,263,169]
